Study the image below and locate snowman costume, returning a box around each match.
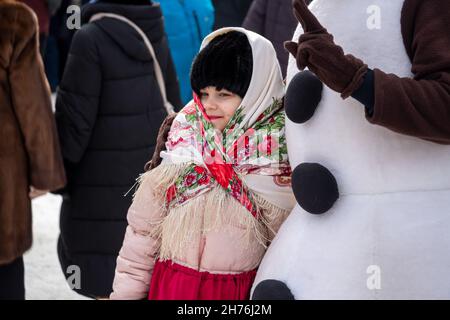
[252,0,450,299]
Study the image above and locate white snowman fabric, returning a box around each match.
[251,0,450,299]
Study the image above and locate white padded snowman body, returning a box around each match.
[253,0,450,299]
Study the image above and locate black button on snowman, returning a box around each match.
[285,71,339,215]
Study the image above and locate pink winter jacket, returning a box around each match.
[110,169,292,300]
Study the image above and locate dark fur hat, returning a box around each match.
[190,31,253,99]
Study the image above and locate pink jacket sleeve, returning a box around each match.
[110,173,163,300]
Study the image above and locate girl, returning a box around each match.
[110,28,296,300]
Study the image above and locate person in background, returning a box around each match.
[0,0,66,300]
[55,1,84,89]
[55,0,181,299]
[157,0,214,105]
[243,0,312,78]
[44,0,67,92]
[211,0,253,30]
[45,0,89,92]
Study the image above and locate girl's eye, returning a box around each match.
[200,92,208,97]
[219,93,230,97]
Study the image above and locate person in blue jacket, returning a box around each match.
[156,0,214,104]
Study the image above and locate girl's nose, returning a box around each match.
[204,99,218,110]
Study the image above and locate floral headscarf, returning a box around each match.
[160,28,295,219]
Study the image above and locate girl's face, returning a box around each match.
[199,86,243,132]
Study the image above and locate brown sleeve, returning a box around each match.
[9,5,66,190]
[367,0,450,144]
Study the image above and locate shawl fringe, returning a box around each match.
[133,163,290,262]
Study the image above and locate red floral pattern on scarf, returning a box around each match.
[164,93,291,218]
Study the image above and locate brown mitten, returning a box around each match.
[144,113,177,171]
[284,0,368,98]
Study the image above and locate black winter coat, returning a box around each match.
[243,0,304,78]
[55,1,181,298]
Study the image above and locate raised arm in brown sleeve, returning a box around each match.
[367,0,450,144]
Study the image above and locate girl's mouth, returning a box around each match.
[208,115,223,120]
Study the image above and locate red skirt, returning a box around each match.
[148,259,257,300]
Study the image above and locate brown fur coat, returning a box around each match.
[0,0,66,265]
